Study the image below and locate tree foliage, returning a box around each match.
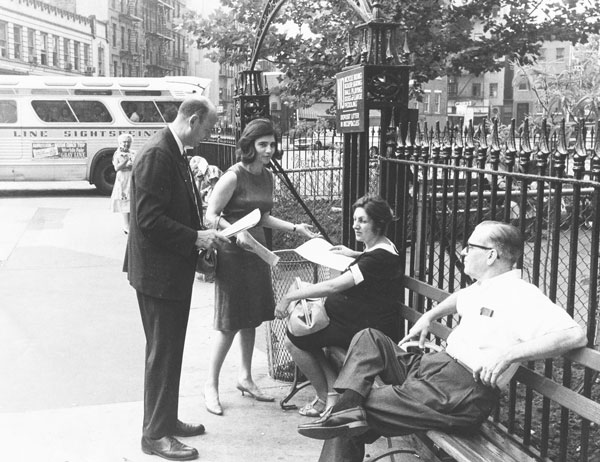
[183,0,600,108]
[516,35,600,128]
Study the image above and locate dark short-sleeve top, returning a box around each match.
[324,247,402,341]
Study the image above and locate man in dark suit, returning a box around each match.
[125,96,229,461]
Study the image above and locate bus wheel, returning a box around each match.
[93,156,116,196]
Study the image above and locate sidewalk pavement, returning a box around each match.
[1,276,414,462]
[0,189,415,462]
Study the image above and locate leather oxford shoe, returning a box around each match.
[141,435,199,461]
[174,420,205,437]
[297,406,369,440]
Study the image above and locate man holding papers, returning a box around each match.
[204,118,317,415]
[274,195,402,419]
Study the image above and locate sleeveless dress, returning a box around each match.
[213,163,276,331]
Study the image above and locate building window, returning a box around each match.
[556,47,565,62]
[121,26,125,49]
[52,35,59,66]
[518,76,528,91]
[13,25,21,60]
[127,29,132,51]
[538,48,546,62]
[423,93,431,113]
[40,33,48,65]
[112,24,117,47]
[122,62,126,76]
[73,41,80,70]
[434,92,441,114]
[27,29,36,63]
[98,46,104,75]
[471,83,482,97]
[448,77,457,96]
[489,83,498,98]
[113,60,117,76]
[84,43,90,69]
[0,22,8,58]
[64,38,71,69]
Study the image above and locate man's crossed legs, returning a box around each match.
[299,329,498,462]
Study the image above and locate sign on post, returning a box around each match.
[336,67,365,133]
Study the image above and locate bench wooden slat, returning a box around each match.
[426,429,518,462]
[401,276,451,303]
[564,347,600,372]
[515,366,600,424]
[478,422,541,462]
[399,304,452,340]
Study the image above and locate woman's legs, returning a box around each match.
[285,337,332,404]
[236,327,273,400]
[205,329,238,414]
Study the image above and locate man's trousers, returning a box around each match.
[319,328,498,462]
[137,291,191,439]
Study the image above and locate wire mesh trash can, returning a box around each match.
[267,250,330,385]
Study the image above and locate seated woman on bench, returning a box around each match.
[274,195,402,417]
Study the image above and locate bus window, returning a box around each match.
[122,101,140,121]
[135,101,164,122]
[69,101,112,123]
[157,101,181,122]
[0,100,17,123]
[32,100,76,122]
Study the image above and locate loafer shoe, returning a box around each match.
[297,406,369,440]
[174,420,205,437]
[141,435,199,461]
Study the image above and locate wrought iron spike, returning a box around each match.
[556,118,568,156]
[507,119,516,153]
[591,120,600,175]
[522,118,532,153]
[539,118,551,155]
[574,118,587,159]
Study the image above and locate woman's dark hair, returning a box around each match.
[352,194,394,236]
[236,118,281,164]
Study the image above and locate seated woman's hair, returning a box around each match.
[352,195,394,235]
[236,118,281,163]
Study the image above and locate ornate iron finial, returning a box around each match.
[591,121,600,178]
[537,118,551,170]
[572,119,587,177]
[519,119,532,172]
[345,34,353,66]
[372,1,384,21]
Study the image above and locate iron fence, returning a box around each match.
[380,118,600,462]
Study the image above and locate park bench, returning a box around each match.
[319,274,600,462]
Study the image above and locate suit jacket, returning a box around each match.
[124,127,202,301]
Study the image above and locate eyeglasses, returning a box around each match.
[463,242,495,253]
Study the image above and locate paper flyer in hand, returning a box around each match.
[294,238,353,272]
[221,208,261,238]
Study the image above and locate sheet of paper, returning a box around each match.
[242,231,280,267]
[221,208,261,238]
[294,238,354,272]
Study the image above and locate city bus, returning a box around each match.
[0,75,211,194]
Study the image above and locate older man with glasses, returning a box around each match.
[298,220,586,462]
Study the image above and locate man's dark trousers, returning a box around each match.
[137,291,192,439]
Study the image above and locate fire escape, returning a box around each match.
[144,0,174,76]
[119,0,143,76]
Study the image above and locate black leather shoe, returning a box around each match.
[141,436,199,461]
[174,420,205,437]
[297,406,369,440]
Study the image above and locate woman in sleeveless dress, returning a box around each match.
[204,118,317,415]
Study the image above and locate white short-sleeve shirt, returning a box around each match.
[445,269,579,387]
